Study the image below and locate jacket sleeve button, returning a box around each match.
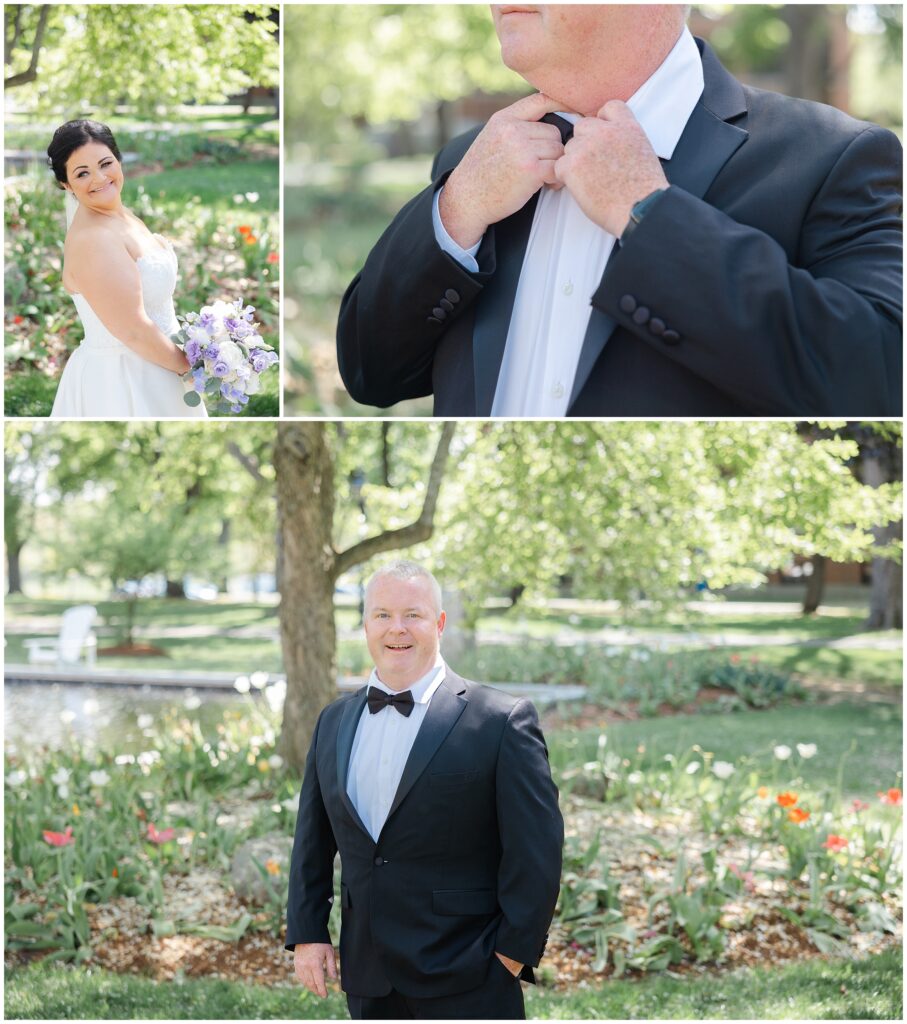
[649,318,665,336]
[444,289,461,303]
[432,307,447,321]
[632,306,650,325]
[439,298,454,312]
[427,316,442,325]
[619,294,637,314]
[662,329,681,345]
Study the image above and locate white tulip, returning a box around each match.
[773,745,792,761]
[796,743,817,759]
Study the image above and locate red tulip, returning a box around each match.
[43,826,74,847]
[822,834,848,852]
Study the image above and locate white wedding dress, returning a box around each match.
[50,235,207,418]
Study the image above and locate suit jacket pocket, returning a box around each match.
[430,770,479,788]
[432,889,497,916]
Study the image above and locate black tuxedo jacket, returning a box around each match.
[284,672,564,999]
[337,40,902,416]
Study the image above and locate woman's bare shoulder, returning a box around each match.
[65,219,131,262]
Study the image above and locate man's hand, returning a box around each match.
[438,92,569,249]
[294,942,338,998]
[495,951,524,977]
[554,100,668,237]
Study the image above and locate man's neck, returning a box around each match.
[528,23,685,116]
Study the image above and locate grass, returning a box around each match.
[5,947,901,1019]
[547,702,903,798]
[134,160,279,215]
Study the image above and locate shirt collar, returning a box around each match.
[368,655,446,705]
[554,26,704,161]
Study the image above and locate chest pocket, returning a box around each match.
[429,769,479,788]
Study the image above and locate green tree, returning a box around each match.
[4,4,278,113]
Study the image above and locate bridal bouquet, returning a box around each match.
[175,299,278,413]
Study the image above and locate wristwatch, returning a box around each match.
[620,188,666,243]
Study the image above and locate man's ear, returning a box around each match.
[437,611,447,636]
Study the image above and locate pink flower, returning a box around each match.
[147,822,175,844]
[851,799,870,813]
[43,826,74,847]
[728,863,756,891]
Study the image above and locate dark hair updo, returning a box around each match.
[47,119,123,189]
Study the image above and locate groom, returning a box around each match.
[285,561,564,1019]
[337,4,902,416]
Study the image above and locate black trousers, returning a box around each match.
[346,956,526,1020]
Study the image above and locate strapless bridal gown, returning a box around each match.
[50,237,207,418]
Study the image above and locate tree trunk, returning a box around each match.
[782,6,830,104]
[861,441,903,630]
[801,555,826,614]
[275,423,339,772]
[4,4,49,89]
[165,579,186,598]
[275,422,456,772]
[7,543,23,595]
[440,588,476,670]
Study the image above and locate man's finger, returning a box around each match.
[325,950,338,980]
[508,91,574,121]
[597,98,637,122]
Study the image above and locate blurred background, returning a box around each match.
[4,3,280,417]
[283,3,904,416]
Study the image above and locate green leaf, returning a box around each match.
[183,391,202,408]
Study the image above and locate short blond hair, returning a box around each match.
[364,560,443,615]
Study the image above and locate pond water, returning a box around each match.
[4,682,263,757]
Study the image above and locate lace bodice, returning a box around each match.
[71,236,179,350]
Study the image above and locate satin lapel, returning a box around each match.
[567,48,749,412]
[472,194,539,415]
[383,674,468,827]
[336,688,371,839]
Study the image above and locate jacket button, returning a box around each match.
[432,307,447,321]
[649,318,665,336]
[427,316,442,325]
[439,298,454,313]
[445,289,460,303]
[374,856,384,866]
[619,294,637,314]
[662,329,681,345]
[632,306,650,325]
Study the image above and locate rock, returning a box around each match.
[230,834,294,903]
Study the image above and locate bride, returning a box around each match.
[47,119,205,418]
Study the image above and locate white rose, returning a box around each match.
[712,761,735,780]
[217,339,244,371]
[244,372,261,395]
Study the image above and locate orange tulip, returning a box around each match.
[238,225,252,236]
[788,807,810,824]
[244,235,258,245]
[777,791,798,808]
[757,786,769,799]
[878,788,902,806]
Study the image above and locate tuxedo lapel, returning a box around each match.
[382,673,468,829]
[472,195,539,415]
[566,39,749,412]
[336,688,372,839]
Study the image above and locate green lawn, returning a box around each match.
[135,160,279,215]
[5,947,901,1019]
[548,702,903,798]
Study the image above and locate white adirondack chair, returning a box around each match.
[24,605,98,667]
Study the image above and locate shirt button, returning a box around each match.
[551,382,565,399]
[562,281,574,296]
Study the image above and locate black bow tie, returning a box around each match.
[367,686,415,717]
[540,112,574,146]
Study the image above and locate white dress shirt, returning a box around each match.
[346,657,446,842]
[432,26,704,416]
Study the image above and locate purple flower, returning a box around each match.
[230,403,243,413]
[198,312,216,334]
[213,360,231,378]
[223,317,241,333]
[202,343,220,361]
[185,339,202,364]
[251,352,269,373]
[220,381,234,398]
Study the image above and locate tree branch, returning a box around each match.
[4,5,48,89]
[332,421,456,580]
[227,440,267,483]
